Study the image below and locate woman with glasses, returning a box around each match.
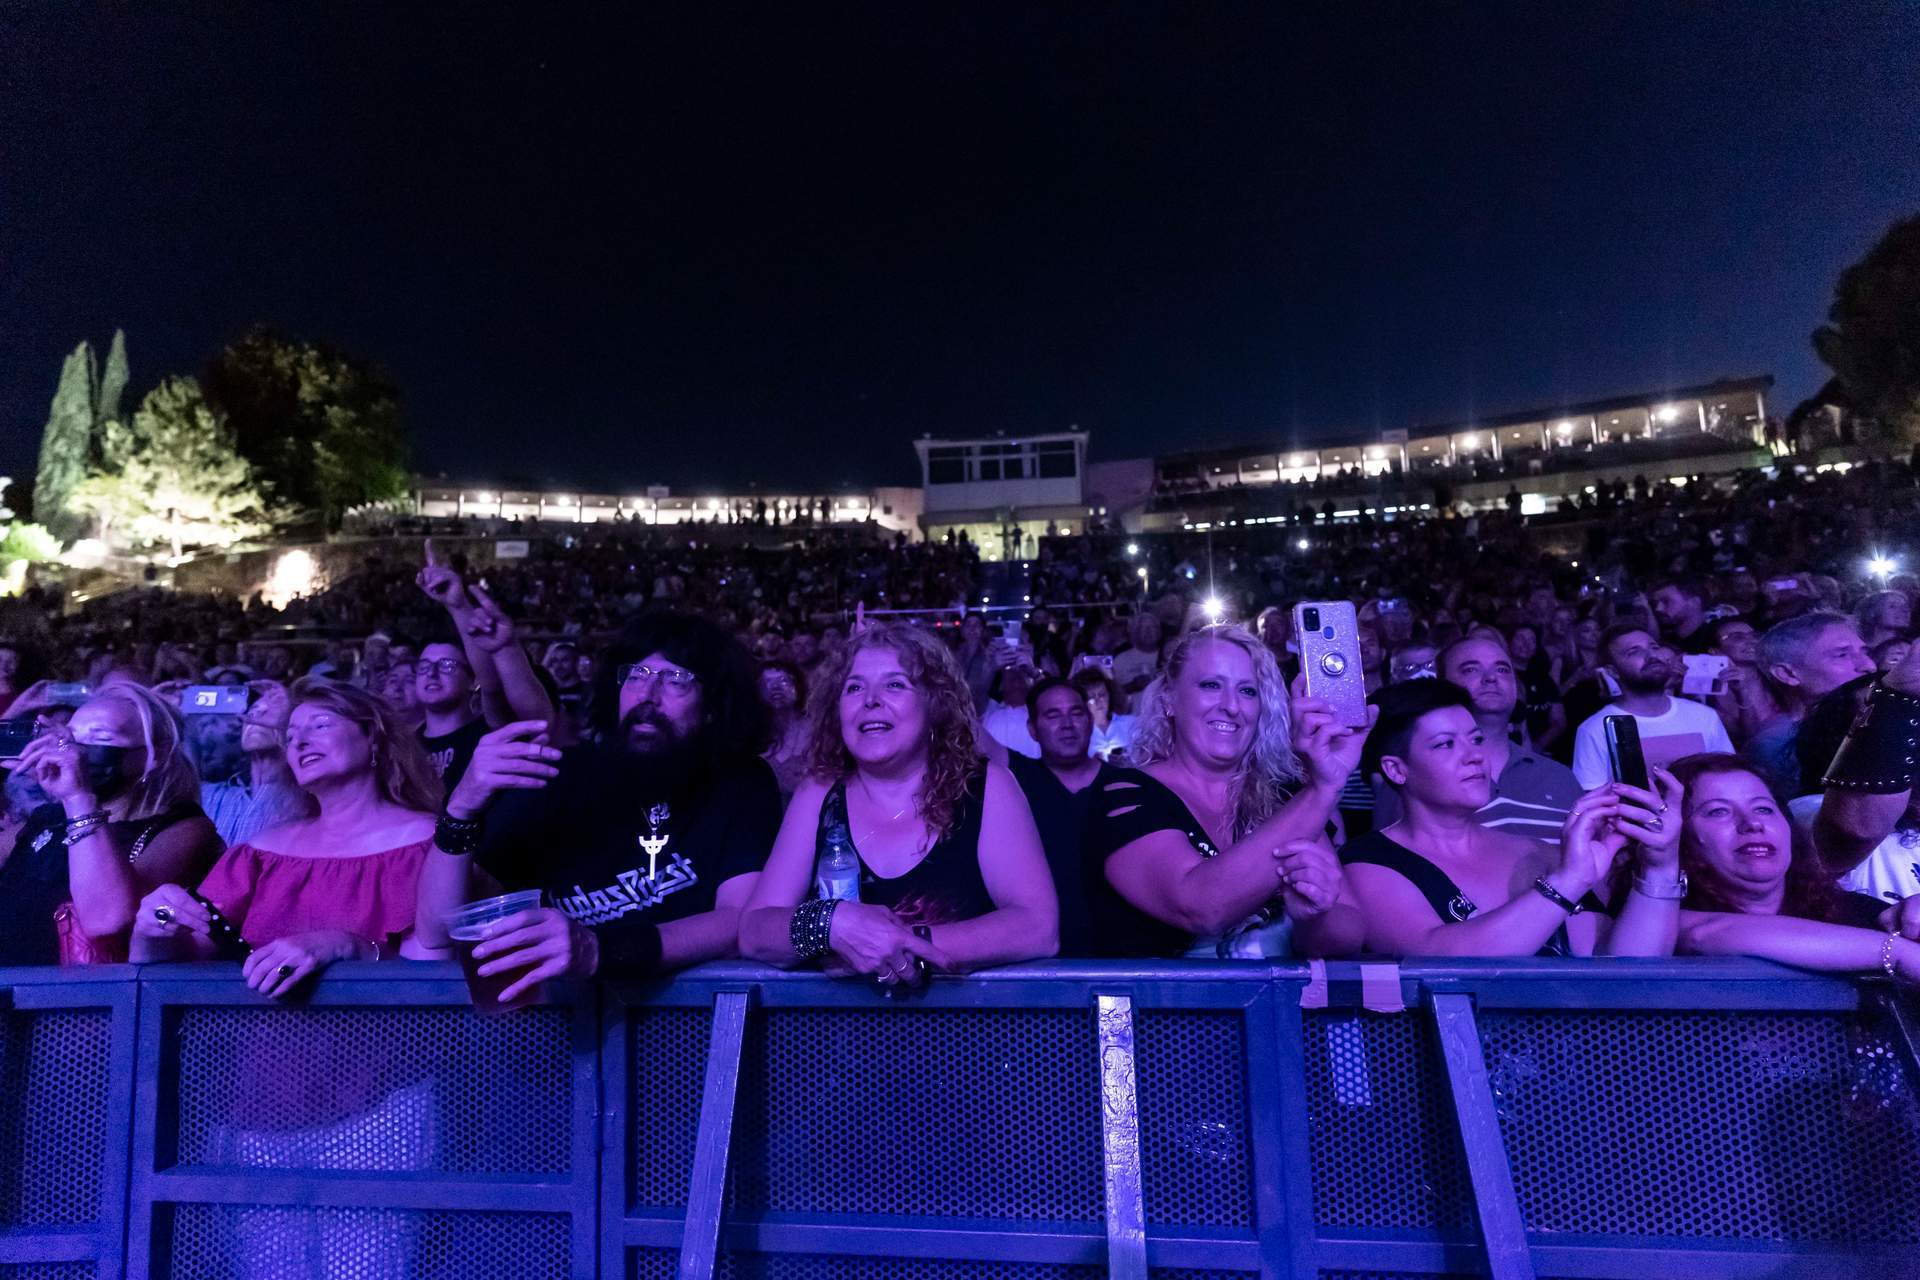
[740,623,1058,985]
[759,659,812,800]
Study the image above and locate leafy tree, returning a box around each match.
[70,377,272,559]
[1813,213,1920,444]
[202,327,411,527]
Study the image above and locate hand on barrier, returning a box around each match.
[445,721,561,820]
[469,907,598,1003]
[1275,838,1342,919]
[1288,675,1377,791]
[133,884,213,942]
[826,902,953,987]
[241,930,363,999]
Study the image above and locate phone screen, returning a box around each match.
[1604,715,1651,792]
[0,721,40,761]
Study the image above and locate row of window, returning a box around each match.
[927,440,1078,485]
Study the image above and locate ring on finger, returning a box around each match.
[153,905,173,923]
[275,963,295,981]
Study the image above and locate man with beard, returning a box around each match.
[414,612,781,996]
[1569,624,1733,788]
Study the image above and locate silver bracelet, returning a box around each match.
[1882,932,1901,981]
[1631,870,1689,901]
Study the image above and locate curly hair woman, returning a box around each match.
[1081,624,1371,958]
[740,623,1058,986]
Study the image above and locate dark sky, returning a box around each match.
[4,3,1917,493]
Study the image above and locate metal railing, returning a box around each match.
[2,958,1916,1280]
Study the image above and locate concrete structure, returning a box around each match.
[913,430,1098,560]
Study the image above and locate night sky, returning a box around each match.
[4,3,1917,493]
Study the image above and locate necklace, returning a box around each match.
[852,775,920,848]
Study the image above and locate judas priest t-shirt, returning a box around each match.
[473,747,781,964]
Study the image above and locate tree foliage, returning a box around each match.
[70,377,272,558]
[202,327,411,527]
[34,342,101,544]
[1813,212,1920,444]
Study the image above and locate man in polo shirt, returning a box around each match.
[1372,636,1582,846]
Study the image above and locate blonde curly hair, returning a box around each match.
[1125,624,1301,839]
[805,624,984,838]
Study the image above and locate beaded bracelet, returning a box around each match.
[1882,932,1902,981]
[790,898,842,961]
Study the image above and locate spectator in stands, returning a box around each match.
[1506,624,1567,751]
[1857,590,1913,648]
[0,641,47,718]
[739,623,1056,980]
[1113,613,1165,699]
[1373,638,1583,846]
[1388,640,1438,684]
[981,659,1043,759]
[131,679,439,989]
[414,546,557,787]
[1874,636,1912,674]
[1669,754,1920,978]
[417,613,782,1002]
[1344,680,1683,957]
[1649,577,1712,652]
[954,612,996,710]
[759,659,811,800]
[1357,622,1386,696]
[0,684,224,965]
[198,682,309,847]
[1006,676,1118,955]
[1080,624,1368,959]
[1700,616,1779,745]
[1072,664,1136,762]
[1570,624,1733,788]
[542,640,591,731]
[1743,612,1874,795]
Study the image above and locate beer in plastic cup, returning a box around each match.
[445,890,548,1014]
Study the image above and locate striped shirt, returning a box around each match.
[1370,748,1584,847]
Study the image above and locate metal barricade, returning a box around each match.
[2,959,1917,1280]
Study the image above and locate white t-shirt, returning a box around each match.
[1788,794,1920,906]
[1570,696,1735,788]
[982,702,1042,759]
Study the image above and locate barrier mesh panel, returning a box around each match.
[1304,1010,1473,1230]
[1479,1007,1920,1242]
[0,1266,97,1280]
[627,1005,710,1209]
[728,1007,1103,1221]
[1134,1010,1254,1229]
[165,1204,569,1279]
[717,1259,1104,1280]
[628,1249,679,1280]
[0,1009,109,1228]
[169,1005,571,1175]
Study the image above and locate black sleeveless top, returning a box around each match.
[1339,827,1598,958]
[815,767,994,927]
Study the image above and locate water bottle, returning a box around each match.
[815,799,862,902]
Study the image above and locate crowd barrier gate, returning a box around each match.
[2,958,1916,1280]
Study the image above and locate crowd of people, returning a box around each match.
[0,454,1917,1001]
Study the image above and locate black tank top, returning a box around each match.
[1339,828,1591,958]
[816,767,994,927]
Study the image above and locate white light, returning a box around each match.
[1203,597,1224,620]
[1868,555,1898,579]
[1460,434,1478,449]
[1295,538,1309,552]
[1655,405,1680,423]
[1136,567,1148,579]
[1126,542,1139,557]
[1557,421,1574,433]
[707,499,720,510]
[263,549,318,609]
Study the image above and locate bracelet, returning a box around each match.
[1882,932,1901,981]
[1631,870,1689,901]
[434,810,485,855]
[1532,877,1584,915]
[790,899,842,961]
[63,812,111,843]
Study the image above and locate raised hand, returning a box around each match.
[416,538,473,612]
[460,583,518,655]
[444,720,561,820]
[16,730,94,806]
[1556,786,1633,895]
[1289,675,1377,792]
[1610,765,1683,872]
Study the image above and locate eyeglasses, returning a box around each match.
[618,663,699,692]
[414,658,471,677]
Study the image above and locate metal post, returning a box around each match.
[1431,992,1534,1280]
[678,991,751,1280]
[1095,993,1148,1280]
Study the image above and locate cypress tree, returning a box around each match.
[32,341,99,544]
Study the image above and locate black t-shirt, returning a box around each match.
[474,748,781,969]
[815,767,995,927]
[1008,753,1118,957]
[420,717,487,792]
[1080,767,1228,959]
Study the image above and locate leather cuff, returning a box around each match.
[596,921,661,976]
[1822,681,1920,794]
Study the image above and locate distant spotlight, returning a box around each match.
[1655,404,1680,424]
[1125,542,1139,557]
[1203,596,1224,621]
[1183,567,1196,580]
[1136,567,1148,580]
[1868,554,1898,579]
[1295,538,1309,552]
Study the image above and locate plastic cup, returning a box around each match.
[444,890,547,1014]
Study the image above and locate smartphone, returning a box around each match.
[0,720,41,761]
[1071,653,1116,673]
[1679,653,1730,699]
[999,620,1024,646]
[1603,714,1651,793]
[181,685,252,716]
[1292,600,1368,729]
[46,682,90,707]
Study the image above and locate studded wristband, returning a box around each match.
[434,810,485,856]
[1532,877,1584,915]
[1822,681,1920,795]
[790,899,842,961]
